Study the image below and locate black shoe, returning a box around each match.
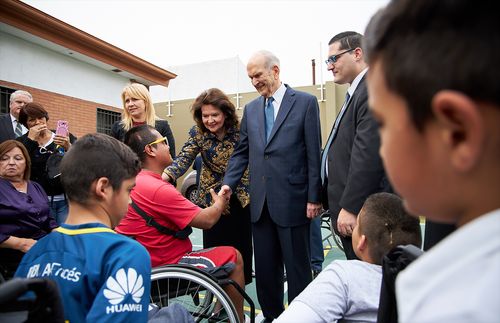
[312,269,322,279]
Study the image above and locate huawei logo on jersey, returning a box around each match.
[103,268,144,314]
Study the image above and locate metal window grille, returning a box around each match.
[96,108,121,135]
[0,86,16,115]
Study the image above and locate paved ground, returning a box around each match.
[191,220,426,321]
[190,225,346,319]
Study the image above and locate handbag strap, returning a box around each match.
[130,199,180,237]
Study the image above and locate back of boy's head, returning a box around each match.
[61,133,141,205]
[359,193,422,265]
[363,0,500,131]
[124,124,157,164]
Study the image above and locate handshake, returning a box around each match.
[208,185,232,214]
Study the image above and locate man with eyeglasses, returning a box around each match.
[116,125,247,322]
[322,31,391,259]
[0,90,32,144]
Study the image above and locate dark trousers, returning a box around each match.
[252,202,312,319]
[423,220,455,250]
[331,215,359,260]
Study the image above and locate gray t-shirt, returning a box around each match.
[276,260,381,323]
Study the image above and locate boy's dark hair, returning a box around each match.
[60,133,140,205]
[328,31,363,50]
[363,0,500,131]
[124,125,157,163]
[358,193,421,265]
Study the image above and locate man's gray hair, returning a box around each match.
[10,90,33,102]
[251,50,280,70]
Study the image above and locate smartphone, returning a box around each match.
[56,120,69,137]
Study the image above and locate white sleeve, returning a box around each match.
[274,301,326,323]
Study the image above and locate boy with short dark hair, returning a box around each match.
[363,0,500,321]
[276,192,421,322]
[15,133,151,322]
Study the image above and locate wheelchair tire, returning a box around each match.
[150,266,239,323]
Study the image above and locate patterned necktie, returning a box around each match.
[320,91,351,183]
[265,97,275,141]
[14,120,23,138]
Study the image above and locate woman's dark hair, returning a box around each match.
[60,133,140,205]
[191,88,238,133]
[18,102,49,128]
[0,140,31,180]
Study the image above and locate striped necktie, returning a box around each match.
[14,120,23,137]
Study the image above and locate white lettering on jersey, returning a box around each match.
[103,268,144,314]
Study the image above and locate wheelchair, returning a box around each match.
[0,264,255,323]
[150,264,255,323]
[0,277,65,323]
[320,209,344,251]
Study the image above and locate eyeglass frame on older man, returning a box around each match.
[325,48,356,65]
[144,136,169,151]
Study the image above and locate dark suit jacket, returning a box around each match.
[326,76,391,217]
[111,119,176,158]
[224,85,322,227]
[0,114,16,144]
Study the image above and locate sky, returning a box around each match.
[23,0,389,88]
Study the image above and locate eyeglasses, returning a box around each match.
[325,48,355,65]
[145,136,168,150]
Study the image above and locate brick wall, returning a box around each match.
[1,80,122,138]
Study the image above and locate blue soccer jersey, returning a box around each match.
[15,223,151,323]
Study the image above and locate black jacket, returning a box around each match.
[110,119,176,158]
[17,132,77,196]
[326,76,392,217]
[0,114,16,144]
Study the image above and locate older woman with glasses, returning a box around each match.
[111,83,176,159]
[17,102,77,224]
[163,88,253,285]
[0,140,58,279]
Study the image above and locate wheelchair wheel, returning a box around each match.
[150,266,239,323]
[322,209,344,252]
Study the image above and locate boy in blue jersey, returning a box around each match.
[15,133,151,322]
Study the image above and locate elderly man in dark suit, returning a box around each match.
[322,31,392,259]
[0,90,32,144]
[222,50,322,321]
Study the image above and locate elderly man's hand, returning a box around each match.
[218,185,232,201]
[337,208,357,237]
[306,202,322,219]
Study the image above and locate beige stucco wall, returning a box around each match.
[154,81,349,185]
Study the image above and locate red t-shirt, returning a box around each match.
[116,170,201,267]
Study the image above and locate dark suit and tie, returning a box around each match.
[325,74,391,258]
[0,114,22,144]
[223,51,322,320]
[323,32,392,260]
[1,91,32,144]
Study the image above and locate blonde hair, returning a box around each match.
[120,83,157,131]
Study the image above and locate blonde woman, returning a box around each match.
[111,83,175,157]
